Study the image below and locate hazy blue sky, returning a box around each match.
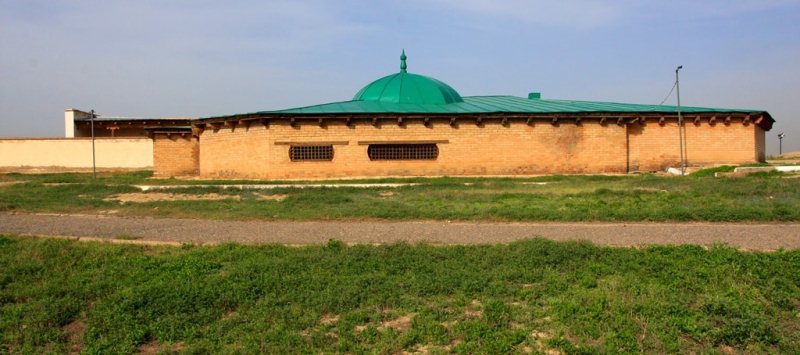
[1,0,798,154]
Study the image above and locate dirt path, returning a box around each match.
[1,212,799,250]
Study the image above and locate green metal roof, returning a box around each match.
[352,50,464,105]
[352,72,464,105]
[204,51,774,127]
[260,95,770,117]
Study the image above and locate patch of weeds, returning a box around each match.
[1,236,799,352]
[701,297,780,346]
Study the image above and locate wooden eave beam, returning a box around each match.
[187,112,767,129]
[235,116,261,124]
[191,124,205,137]
[358,139,449,145]
[275,140,349,146]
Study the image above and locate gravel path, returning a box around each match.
[2,212,799,250]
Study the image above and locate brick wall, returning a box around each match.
[628,119,764,171]
[199,119,629,179]
[153,134,199,177]
[755,126,766,161]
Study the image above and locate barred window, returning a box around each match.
[368,144,439,161]
[289,145,333,161]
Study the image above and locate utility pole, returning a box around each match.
[778,132,785,155]
[675,65,686,175]
[91,109,97,179]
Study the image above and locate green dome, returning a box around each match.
[353,51,463,105]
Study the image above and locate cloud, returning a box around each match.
[415,0,625,28]
[413,0,800,28]
[0,1,369,57]
[0,0,374,135]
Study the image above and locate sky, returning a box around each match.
[1,0,798,154]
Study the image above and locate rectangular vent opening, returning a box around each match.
[289,145,334,161]
[367,144,438,161]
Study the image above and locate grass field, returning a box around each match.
[1,169,799,221]
[1,236,798,353]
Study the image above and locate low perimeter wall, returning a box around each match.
[0,138,153,169]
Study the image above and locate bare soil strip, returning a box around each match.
[134,183,419,191]
[105,193,241,202]
[1,213,799,250]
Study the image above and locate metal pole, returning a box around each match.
[675,66,685,175]
[90,109,96,179]
[778,133,785,155]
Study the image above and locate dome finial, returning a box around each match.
[400,49,407,73]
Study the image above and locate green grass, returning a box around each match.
[1,171,799,222]
[691,165,736,177]
[1,236,798,353]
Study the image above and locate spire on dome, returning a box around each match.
[400,49,407,73]
[351,50,464,105]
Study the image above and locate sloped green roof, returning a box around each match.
[257,95,770,117]
[203,51,773,128]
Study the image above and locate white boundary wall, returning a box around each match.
[0,138,152,168]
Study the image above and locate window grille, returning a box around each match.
[289,145,333,161]
[367,144,439,161]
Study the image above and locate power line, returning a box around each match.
[658,80,677,106]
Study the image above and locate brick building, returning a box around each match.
[64,109,193,138]
[152,52,774,179]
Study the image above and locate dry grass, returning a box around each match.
[105,193,241,202]
[255,193,288,201]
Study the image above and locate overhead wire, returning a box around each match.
[658,80,678,106]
